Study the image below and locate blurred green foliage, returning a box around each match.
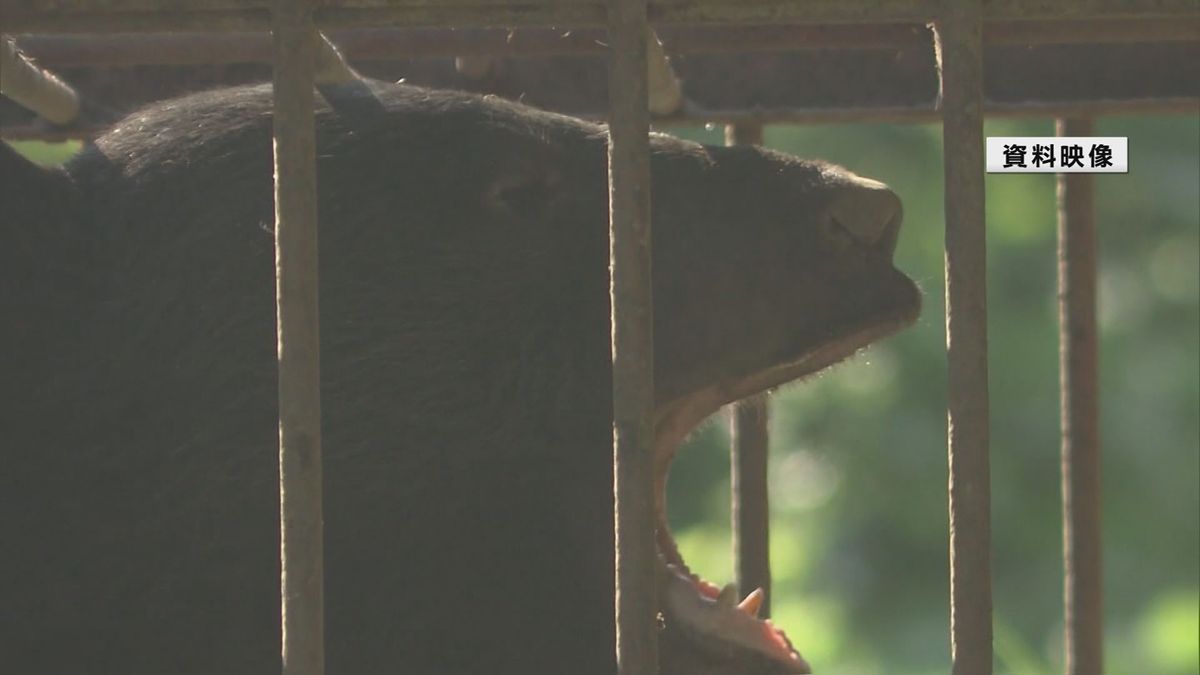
[10,139,81,165]
[665,116,1199,674]
[13,112,1198,674]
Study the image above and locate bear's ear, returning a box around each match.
[482,153,563,222]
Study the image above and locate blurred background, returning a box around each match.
[12,111,1198,674]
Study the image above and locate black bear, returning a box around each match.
[1,80,920,674]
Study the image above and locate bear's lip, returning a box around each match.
[651,276,920,672]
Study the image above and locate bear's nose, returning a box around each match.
[826,175,903,254]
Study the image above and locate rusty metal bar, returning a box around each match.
[654,98,1199,124]
[0,35,79,124]
[2,0,1197,34]
[652,0,1197,27]
[935,2,993,673]
[271,1,324,673]
[12,18,1198,68]
[987,17,1199,44]
[729,391,772,618]
[453,54,494,79]
[724,122,772,620]
[7,97,1197,142]
[723,119,762,145]
[1056,117,1103,675]
[607,0,659,672]
[8,32,1194,135]
[0,9,274,34]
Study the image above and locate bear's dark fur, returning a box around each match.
[1,81,919,674]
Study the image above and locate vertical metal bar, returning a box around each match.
[729,393,772,618]
[724,121,762,147]
[725,122,772,619]
[607,1,658,674]
[271,2,324,674]
[1056,117,1103,675]
[934,2,993,673]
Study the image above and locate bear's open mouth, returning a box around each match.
[651,291,920,673]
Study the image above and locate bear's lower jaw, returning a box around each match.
[657,554,813,674]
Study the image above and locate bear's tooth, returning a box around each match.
[738,588,765,617]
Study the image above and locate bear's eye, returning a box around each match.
[484,169,561,221]
[493,180,552,217]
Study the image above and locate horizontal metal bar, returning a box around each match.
[13,18,1197,68]
[666,98,1200,123]
[6,37,1191,134]
[986,17,1199,44]
[4,97,1195,142]
[650,0,1197,26]
[1,0,1196,33]
[7,0,593,9]
[0,9,273,33]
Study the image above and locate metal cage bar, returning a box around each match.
[729,392,772,618]
[6,17,1196,139]
[5,96,1195,142]
[935,2,994,673]
[271,1,325,673]
[2,0,1197,33]
[725,117,773,622]
[607,0,659,673]
[1056,117,1104,675]
[11,18,1198,68]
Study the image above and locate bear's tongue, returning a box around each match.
[657,555,811,673]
